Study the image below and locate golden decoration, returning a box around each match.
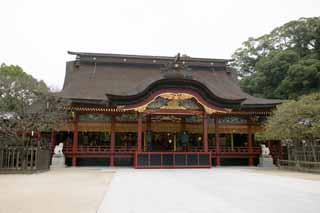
[124,92,229,114]
[161,99,185,110]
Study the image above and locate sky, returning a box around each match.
[0,0,319,90]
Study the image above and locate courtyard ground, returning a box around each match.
[0,168,114,213]
[1,167,320,213]
[98,167,320,213]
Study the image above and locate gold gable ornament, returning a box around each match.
[121,92,230,114]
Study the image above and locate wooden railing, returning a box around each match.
[208,146,261,154]
[0,146,50,173]
[114,146,136,153]
[63,145,261,155]
[63,145,137,155]
[278,160,320,173]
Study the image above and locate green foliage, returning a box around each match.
[262,93,320,143]
[0,63,48,112]
[0,63,68,145]
[232,17,320,99]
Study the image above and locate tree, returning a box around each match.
[261,93,320,161]
[232,17,320,99]
[0,63,68,146]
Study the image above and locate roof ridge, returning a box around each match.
[67,51,233,63]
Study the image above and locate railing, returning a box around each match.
[0,146,50,173]
[208,146,261,154]
[114,146,136,153]
[62,145,261,157]
[278,160,320,173]
[62,146,262,153]
[63,145,136,155]
[135,152,211,168]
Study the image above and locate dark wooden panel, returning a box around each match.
[135,152,211,168]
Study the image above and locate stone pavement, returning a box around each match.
[98,167,320,213]
[0,167,114,213]
[1,167,320,213]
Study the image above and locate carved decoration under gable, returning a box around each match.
[185,115,202,123]
[146,94,201,111]
[151,115,182,122]
[122,92,229,114]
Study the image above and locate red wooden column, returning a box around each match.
[203,113,208,152]
[137,113,143,152]
[247,116,254,166]
[145,115,151,151]
[110,115,116,166]
[72,113,79,167]
[214,114,220,166]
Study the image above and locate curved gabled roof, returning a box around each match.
[59,52,281,108]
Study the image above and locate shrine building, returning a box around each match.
[54,51,282,168]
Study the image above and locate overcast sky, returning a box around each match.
[1,0,319,90]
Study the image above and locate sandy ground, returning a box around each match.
[250,167,320,181]
[0,168,114,213]
[1,167,320,213]
[98,167,320,213]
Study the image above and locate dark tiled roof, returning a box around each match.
[59,52,281,108]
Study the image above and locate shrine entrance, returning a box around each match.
[59,86,267,168]
[149,132,175,152]
[121,91,223,169]
[146,131,204,152]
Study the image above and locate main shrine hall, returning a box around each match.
[55,51,282,168]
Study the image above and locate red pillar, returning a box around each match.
[145,115,151,152]
[137,113,143,152]
[247,116,254,166]
[203,113,208,152]
[72,113,79,167]
[110,115,116,166]
[214,114,220,166]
